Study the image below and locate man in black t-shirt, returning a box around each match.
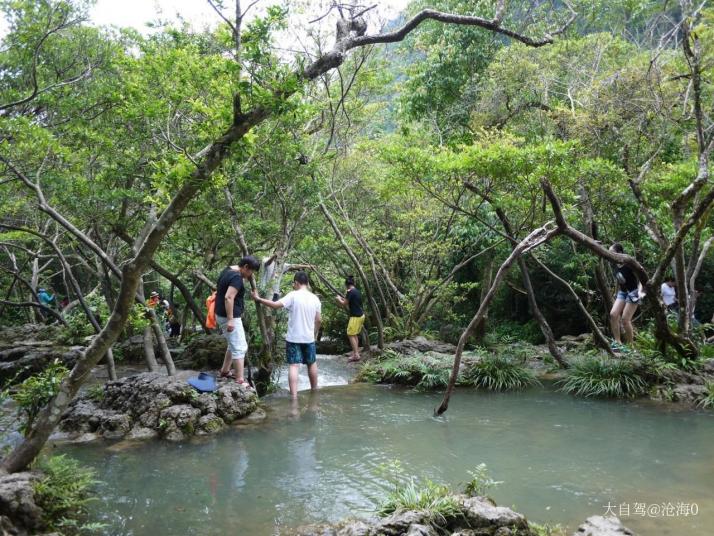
[215,256,261,388]
[336,275,365,362]
[609,243,643,349]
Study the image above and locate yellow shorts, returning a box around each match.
[346,315,365,336]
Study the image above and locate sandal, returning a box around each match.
[236,379,255,392]
[219,370,234,379]
[347,357,361,363]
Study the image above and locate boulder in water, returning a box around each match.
[0,471,44,535]
[290,495,534,535]
[573,515,634,535]
[58,372,257,442]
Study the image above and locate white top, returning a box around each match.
[279,288,321,343]
[661,283,676,306]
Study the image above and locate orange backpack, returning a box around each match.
[205,291,217,329]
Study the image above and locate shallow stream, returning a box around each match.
[58,357,714,535]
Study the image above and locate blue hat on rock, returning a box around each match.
[187,372,217,393]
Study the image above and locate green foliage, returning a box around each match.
[699,344,714,359]
[33,454,103,534]
[12,360,69,434]
[356,350,451,390]
[634,328,701,372]
[559,357,649,398]
[462,463,502,497]
[377,478,462,522]
[487,320,544,345]
[128,303,151,332]
[85,384,105,403]
[374,459,462,523]
[59,292,110,344]
[463,355,539,391]
[374,460,502,525]
[697,382,714,410]
[530,522,567,536]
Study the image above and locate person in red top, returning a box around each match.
[148,291,160,308]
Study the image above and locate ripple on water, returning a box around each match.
[58,382,714,535]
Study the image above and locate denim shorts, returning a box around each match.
[286,341,316,365]
[616,289,640,305]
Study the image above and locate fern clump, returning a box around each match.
[356,350,451,390]
[559,357,649,398]
[463,355,539,391]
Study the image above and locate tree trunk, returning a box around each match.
[0,3,573,474]
[435,224,559,415]
[150,261,207,332]
[224,186,274,365]
[142,326,159,373]
[148,308,176,376]
[543,178,701,357]
[496,209,568,368]
[472,258,494,344]
[578,183,614,318]
[687,236,713,326]
[320,201,385,349]
[532,257,615,357]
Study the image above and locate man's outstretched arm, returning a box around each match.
[251,289,284,310]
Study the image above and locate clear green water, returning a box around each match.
[58,381,714,536]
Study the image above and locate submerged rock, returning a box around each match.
[58,372,258,442]
[573,515,634,535]
[291,495,534,536]
[0,471,44,535]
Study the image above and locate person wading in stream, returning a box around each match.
[608,243,643,352]
[252,271,321,398]
[335,275,365,362]
[215,256,261,389]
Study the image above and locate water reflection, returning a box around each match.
[59,384,714,535]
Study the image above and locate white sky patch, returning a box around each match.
[1,1,410,39]
[90,0,411,33]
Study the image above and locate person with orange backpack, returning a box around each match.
[214,256,261,389]
[205,291,218,330]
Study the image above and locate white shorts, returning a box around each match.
[216,316,248,360]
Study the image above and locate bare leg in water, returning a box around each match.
[288,364,300,399]
[307,362,318,390]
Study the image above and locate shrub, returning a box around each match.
[463,355,539,391]
[486,320,544,346]
[59,291,110,344]
[559,357,649,398]
[377,478,462,522]
[12,360,69,434]
[462,463,502,497]
[530,523,567,536]
[697,382,714,409]
[699,344,714,359]
[85,384,105,403]
[356,350,451,390]
[33,455,103,534]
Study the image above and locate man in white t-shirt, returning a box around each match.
[661,277,678,312]
[252,271,321,398]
